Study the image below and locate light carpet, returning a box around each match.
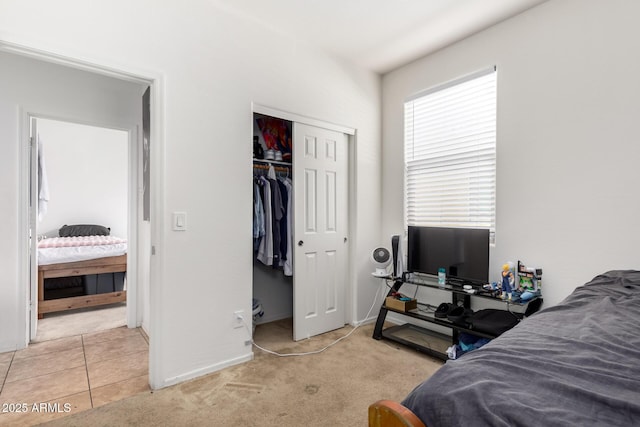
[42,319,443,427]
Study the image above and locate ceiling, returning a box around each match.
[211,0,548,74]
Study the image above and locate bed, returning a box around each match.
[369,270,640,427]
[37,233,127,318]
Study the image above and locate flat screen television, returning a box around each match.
[407,226,490,286]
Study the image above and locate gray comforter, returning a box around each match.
[402,270,640,426]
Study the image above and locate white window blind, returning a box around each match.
[404,68,496,240]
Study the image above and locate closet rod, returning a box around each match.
[253,163,290,172]
[253,158,291,166]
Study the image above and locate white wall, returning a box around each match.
[37,119,128,239]
[0,50,144,352]
[253,261,293,324]
[0,0,382,388]
[382,0,640,308]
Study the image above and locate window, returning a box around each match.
[404,68,496,241]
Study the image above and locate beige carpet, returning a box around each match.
[42,319,443,427]
[35,303,127,342]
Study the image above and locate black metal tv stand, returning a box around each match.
[372,274,541,361]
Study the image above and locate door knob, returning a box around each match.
[344,237,348,243]
[298,240,304,246]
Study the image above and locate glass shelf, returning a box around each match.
[382,301,499,340]
[402,274,537,307]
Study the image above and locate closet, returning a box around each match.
[252,113,294,328]
[252,110,350,341]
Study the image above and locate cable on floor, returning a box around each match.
[239,280,384,357]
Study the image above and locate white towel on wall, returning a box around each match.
[38,135,50,222]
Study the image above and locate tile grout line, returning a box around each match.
[91,373,150,402]
[20,334,84,360]
[81,335,94,408]
[3,328,147,400]
[3,346,88,385]
[88,349,149,367]
[82,332,149,365]
[2,362,88,386]
[0,351,16,395]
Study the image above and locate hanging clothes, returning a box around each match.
[253,179,265,251]
[282,177,293,276]
[256,174,274,266]
[254,163,292,275]
[269,171,284,268]
[277,178,288,266]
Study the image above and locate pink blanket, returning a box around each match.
[38,235,127,248]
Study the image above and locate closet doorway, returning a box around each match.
[252,108,351,342]
[29,117,134,342]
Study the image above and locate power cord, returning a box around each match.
[238,280,384,357]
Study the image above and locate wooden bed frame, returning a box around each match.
[368,400,426,427]
[38,254,127,318]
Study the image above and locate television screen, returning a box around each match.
[407,226,489,285]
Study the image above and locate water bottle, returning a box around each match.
[438,268,446,287]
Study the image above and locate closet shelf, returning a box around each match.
[253,158,291,166]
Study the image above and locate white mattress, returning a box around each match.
[38,236,127,266]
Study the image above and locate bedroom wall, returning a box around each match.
[0,51,145,352]
[381,0,640,308]
[37,118,128,239]
[0,0,382,388]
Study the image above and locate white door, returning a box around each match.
[29,117,39,339]
[293,123,348,341]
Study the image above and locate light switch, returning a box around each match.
[173,212,187,231]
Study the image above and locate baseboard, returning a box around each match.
[352,314,379,327]
[160,352,254,389]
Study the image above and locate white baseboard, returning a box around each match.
[160,352,254,389]
[352,314,380,327]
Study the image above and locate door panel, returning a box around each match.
[304,169,317,232]
[293,123,348,341]
[326,172,337,232]
[324,250,337,313]
[302,251,318,318]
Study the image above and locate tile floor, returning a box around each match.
[0,327,149,426]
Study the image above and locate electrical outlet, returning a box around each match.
[233,310,244,329]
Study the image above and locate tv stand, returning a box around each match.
[372,274,541,361]
[446,278,478,288]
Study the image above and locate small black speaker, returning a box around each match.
[391,235,400,278]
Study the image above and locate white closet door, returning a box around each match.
[293,123,348,341]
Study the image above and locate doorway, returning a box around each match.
[30,117,130,342]
[1,43,162,389]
